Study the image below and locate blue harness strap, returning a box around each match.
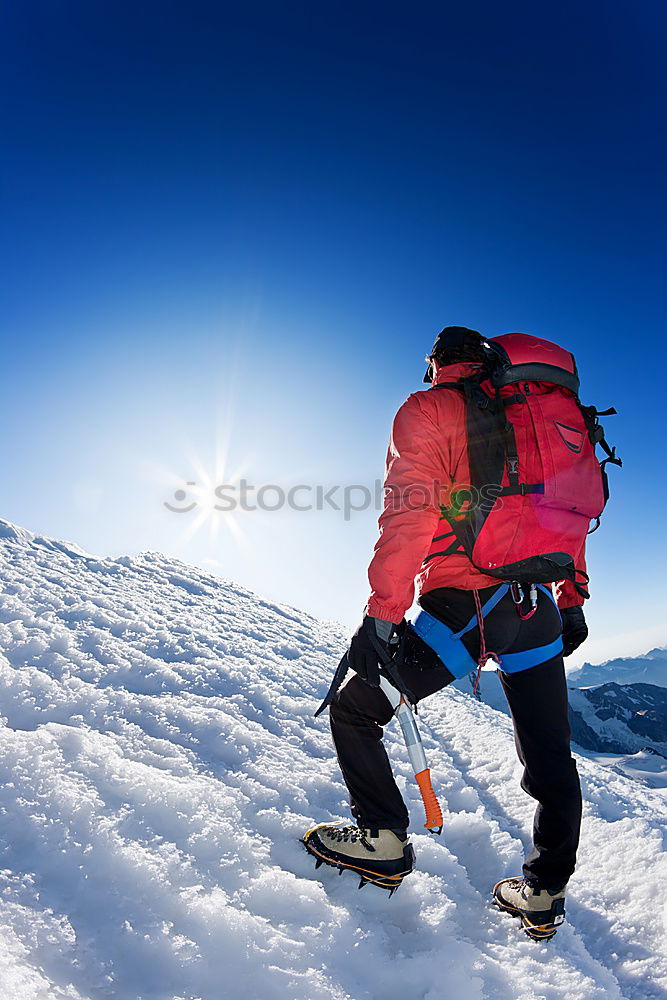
[499,635,564,673]
[412,609,478,680]
[451,584,509,639]
[411,583,563,680]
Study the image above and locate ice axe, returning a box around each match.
[377,673,443,835]
[315,640,443,835]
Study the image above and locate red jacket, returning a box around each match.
[366,362,586,623]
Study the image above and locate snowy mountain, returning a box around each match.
[568,682,667,755]
[568,648,667,690]
[457,666,667,768]
[0,518,665,999]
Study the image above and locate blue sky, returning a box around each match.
[1,2,665,662]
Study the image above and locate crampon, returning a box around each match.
[492,876,566,941]
[301,823,415,896]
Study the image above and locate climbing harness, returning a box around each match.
[411,583,563,683]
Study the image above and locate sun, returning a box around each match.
[147,404,255,558]
[174,445,251,554]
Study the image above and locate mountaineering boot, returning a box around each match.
[492,876,566,940]
[302,823,415,892]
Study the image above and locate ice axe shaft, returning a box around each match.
[378,676,443,834]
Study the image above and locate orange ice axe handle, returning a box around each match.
[415,768,444,833]
[379,677,444,834]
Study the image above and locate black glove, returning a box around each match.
[561,606,588,657]
[347,616,401,688]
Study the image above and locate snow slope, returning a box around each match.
[587,748,667,790]
[0,519,665,1000]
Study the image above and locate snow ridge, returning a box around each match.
[0,522,664,999]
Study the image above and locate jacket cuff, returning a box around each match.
[366,598,406,625]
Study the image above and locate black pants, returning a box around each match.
[330,585,582,890]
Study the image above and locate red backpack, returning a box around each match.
[436,333,621,597]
